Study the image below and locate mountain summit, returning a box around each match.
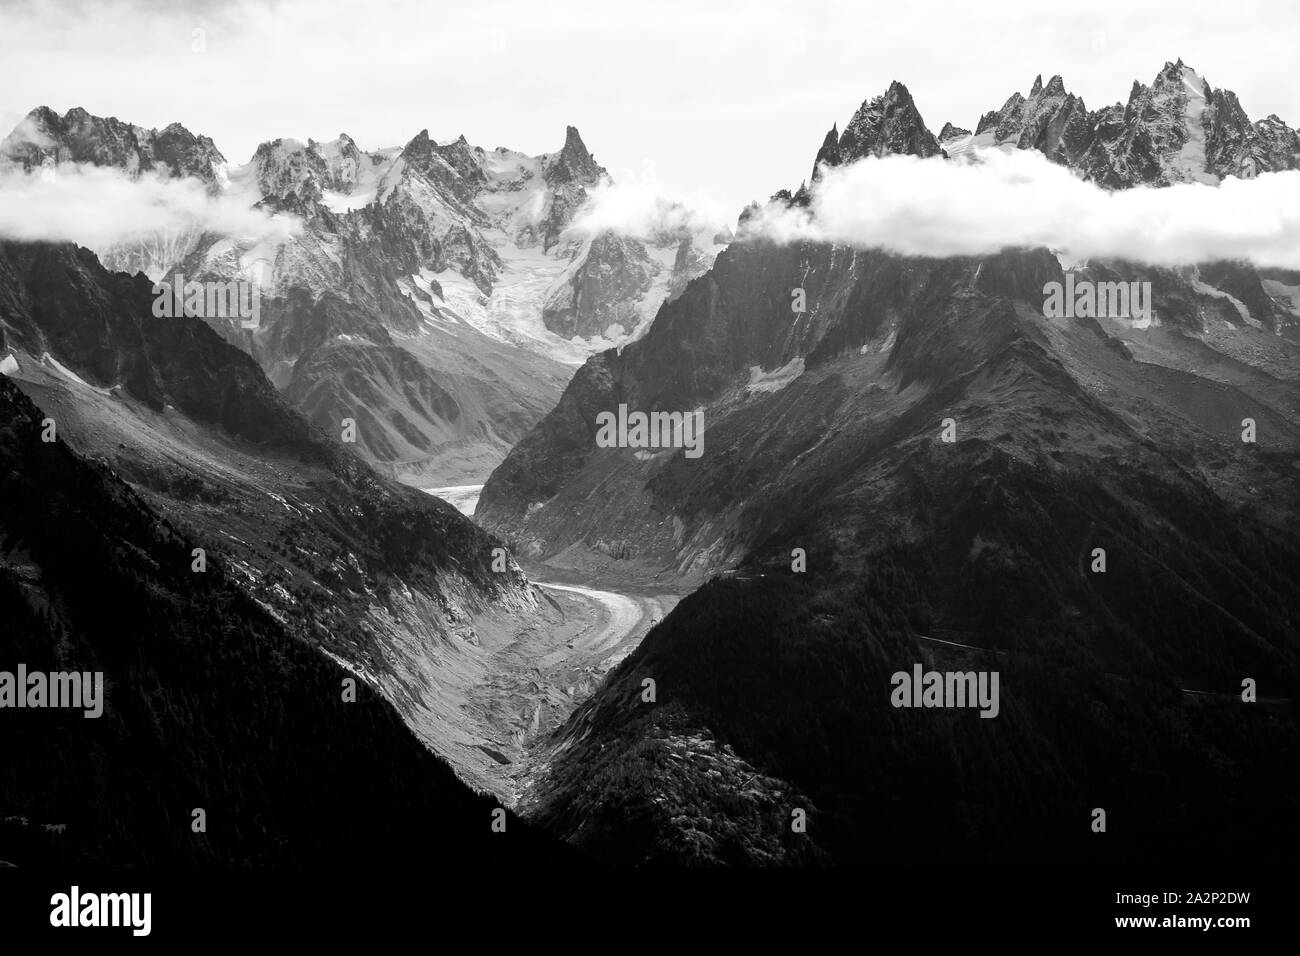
[817,81,942,172]
[1,106,226,187]
[952,60,1300,186]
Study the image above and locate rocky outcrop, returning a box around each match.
[0,106,226,187]
[975,74,1093,165]
[542,232,656,339]
[962,60,1300,187]
[831,82,942,164]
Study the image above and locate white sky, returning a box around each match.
[2,0,1298,221]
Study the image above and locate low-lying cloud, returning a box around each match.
[0,162,300,253]
[8,146,1300,273]
[748,147,1300,269]
[563,147,1300,268]
[565,169,731,243]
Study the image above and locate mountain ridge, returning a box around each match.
[474,67,1300,864]
[0,108,724,483]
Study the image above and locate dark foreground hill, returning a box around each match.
[0,377,577,866]
[0,241,576,865]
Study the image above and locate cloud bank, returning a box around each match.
[6,146,1300,274]
[564,146,1300,268]
[745,147,1300,269]
[0,163,300,254]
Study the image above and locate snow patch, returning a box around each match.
[860,329,897,354]
[1261,278,1300,320]
[746,357,805,392]
[321,188,375,213]
[40,352,114,394]
[942,131,1002,160]
[1191,276,1259,327]
[1172,67,1220,186]
[422,484,483,516]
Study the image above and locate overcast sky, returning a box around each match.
[3,0,1298,219]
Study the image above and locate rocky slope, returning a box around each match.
[0,372,576,867]
[0,239,574,799]
[0,239,588,865]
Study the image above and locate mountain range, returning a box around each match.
[3,57,1299,868]
[1,110,724,484]
[475,60,1300,864]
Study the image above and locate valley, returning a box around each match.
[450,575,678,804]
[410,487,681,804]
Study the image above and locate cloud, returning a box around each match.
[746,147,1300,269]
[5,114,55,151]
[565,166,732,242]
[0,162,300,254]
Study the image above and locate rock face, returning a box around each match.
[539,125,605,249]
[797,83,942,204]
[541,225,719,341]
[1,106,226,186]
[836,81,942,162]
[543,232,655,339]
[973,73,1093,165]
[1,110,727,483]
[958,60,1300,187]
[0,241,311,447]
[810,82,941,179]
[1253,113,1300,172]
[247,133,384,207]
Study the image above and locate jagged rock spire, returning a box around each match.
[810,123,841,181]
[546,125,604,186]
[826,81,941,169]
